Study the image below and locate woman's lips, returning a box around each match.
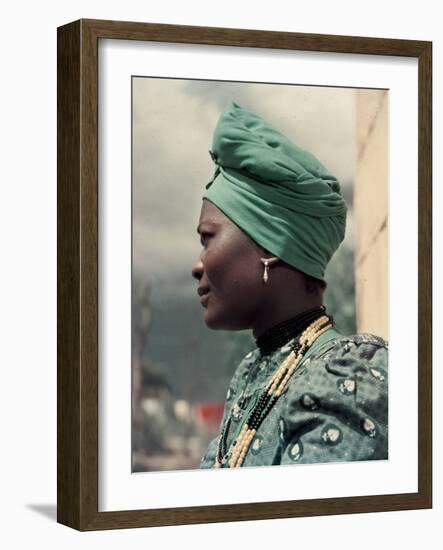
[200,292,210,306]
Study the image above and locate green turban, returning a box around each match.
[202,101,347,281]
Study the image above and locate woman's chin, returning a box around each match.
[203,304,228,330]
[203,309,222,330]
[203,307,245,331]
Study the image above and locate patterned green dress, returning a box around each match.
[200,328,388,468]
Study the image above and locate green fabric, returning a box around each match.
[299,326,343,364]
[203,101,348,280]
[200,331,388,468]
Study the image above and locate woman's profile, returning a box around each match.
[191,101,388,469]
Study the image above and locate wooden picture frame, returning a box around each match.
[57,18,432,530]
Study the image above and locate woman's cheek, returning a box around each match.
[203,249,222,286]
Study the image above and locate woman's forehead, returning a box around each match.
[197,200,228,229]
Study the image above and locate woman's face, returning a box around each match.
[191,199,267,330]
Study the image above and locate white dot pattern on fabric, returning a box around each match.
[363,418,377,437]
[232,404,241,419]
[279,419,285,442]
[302,394,315,407]
[321,425,342,445]
[252,438,262,451]
[326,428,340,442]
[338,379,356,394]
[370,368,386,381]
[289,442,302,461]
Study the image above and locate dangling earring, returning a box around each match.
[262,260,270,283]
[260,257,279,284]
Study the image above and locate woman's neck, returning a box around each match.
[252,293,324,340]
[254,304,327,356]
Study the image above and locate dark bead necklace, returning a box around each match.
[255,305,328,356]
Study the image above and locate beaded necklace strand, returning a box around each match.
[255,305,326,356]
[214,314,333,468]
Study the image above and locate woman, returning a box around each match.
[192,101,388,469]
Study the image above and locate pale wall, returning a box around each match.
[354,90,389,339]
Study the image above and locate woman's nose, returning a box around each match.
[191,258,204,281]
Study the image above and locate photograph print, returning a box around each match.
[131,77,388,473]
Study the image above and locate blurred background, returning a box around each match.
[131,78,388,472]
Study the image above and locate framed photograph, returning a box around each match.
[57,19,432,530]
